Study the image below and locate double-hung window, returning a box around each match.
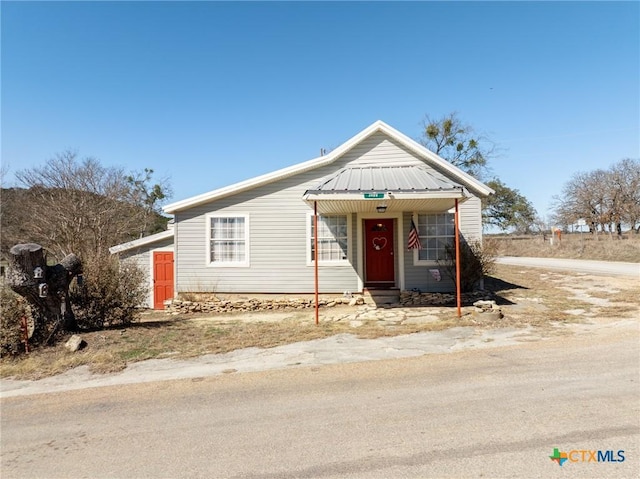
[308,214,349,264]
[208,214,249,267]
[415,213,455,262]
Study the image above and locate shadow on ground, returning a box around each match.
[484,275,528,306]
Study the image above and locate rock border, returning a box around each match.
[166,290,496,314]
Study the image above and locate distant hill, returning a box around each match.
[1,187,170,259]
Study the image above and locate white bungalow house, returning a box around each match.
[110,120,494,309]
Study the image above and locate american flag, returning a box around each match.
[407,219,422,250]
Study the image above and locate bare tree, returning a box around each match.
[553,159,640,234]
[610,158,640,233]
[0,152,169,350]
[5,150,170,260]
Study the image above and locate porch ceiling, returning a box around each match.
[303,165,468,214]
[306,197,466,214]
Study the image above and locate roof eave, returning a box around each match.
[163,155,334,213]
[163,119,493,213]
[163,122,392,214]
[109,230,174,254]
[372,123,495,197]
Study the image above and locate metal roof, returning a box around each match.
[306,165,464,193]
[303,165,468,214]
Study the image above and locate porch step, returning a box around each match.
[363,288,401,307]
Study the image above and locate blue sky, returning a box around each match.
[2,1,639,223]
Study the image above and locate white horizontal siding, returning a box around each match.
[339,132,463,186]
[402,211,452,293]
[459,196,483,241]
[403,196,483,292]
[175,163,360,293]
[119,236,174,307]
[121,250,150,278]
[342,132,425,167]
[174,131,485,294]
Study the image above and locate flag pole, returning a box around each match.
[454,198,461,318]
[314,201,319,325]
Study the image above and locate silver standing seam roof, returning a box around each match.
[305,165,465,194]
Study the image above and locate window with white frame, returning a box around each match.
[416,213,455,261]
[309,214,349,263]
[208,215,249,266]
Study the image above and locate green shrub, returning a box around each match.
[439,238,497,292]
[0,283,30,356]
[70,254,147,329]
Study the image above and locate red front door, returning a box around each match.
[153,251,174,309]
[364,219,395,286]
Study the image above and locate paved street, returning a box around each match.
[496,256,640,278]
[2,320,638,479]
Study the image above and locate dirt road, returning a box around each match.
[2,320,638,479]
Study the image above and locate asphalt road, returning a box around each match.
[496,256,640,278]
[2,322,638,479]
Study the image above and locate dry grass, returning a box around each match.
[485,265,639,327]
[489,233,640,262]
[2,263,638,381]
[0,314,474,380]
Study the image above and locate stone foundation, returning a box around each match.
[165,295,364,314]
[400,290,495,307]
[165,290,496,314]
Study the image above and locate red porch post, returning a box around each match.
[455,199,462,318]
[314,201,319,325]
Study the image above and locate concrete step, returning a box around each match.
[363,288,400,307]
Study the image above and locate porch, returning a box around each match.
[304,164,471,320]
